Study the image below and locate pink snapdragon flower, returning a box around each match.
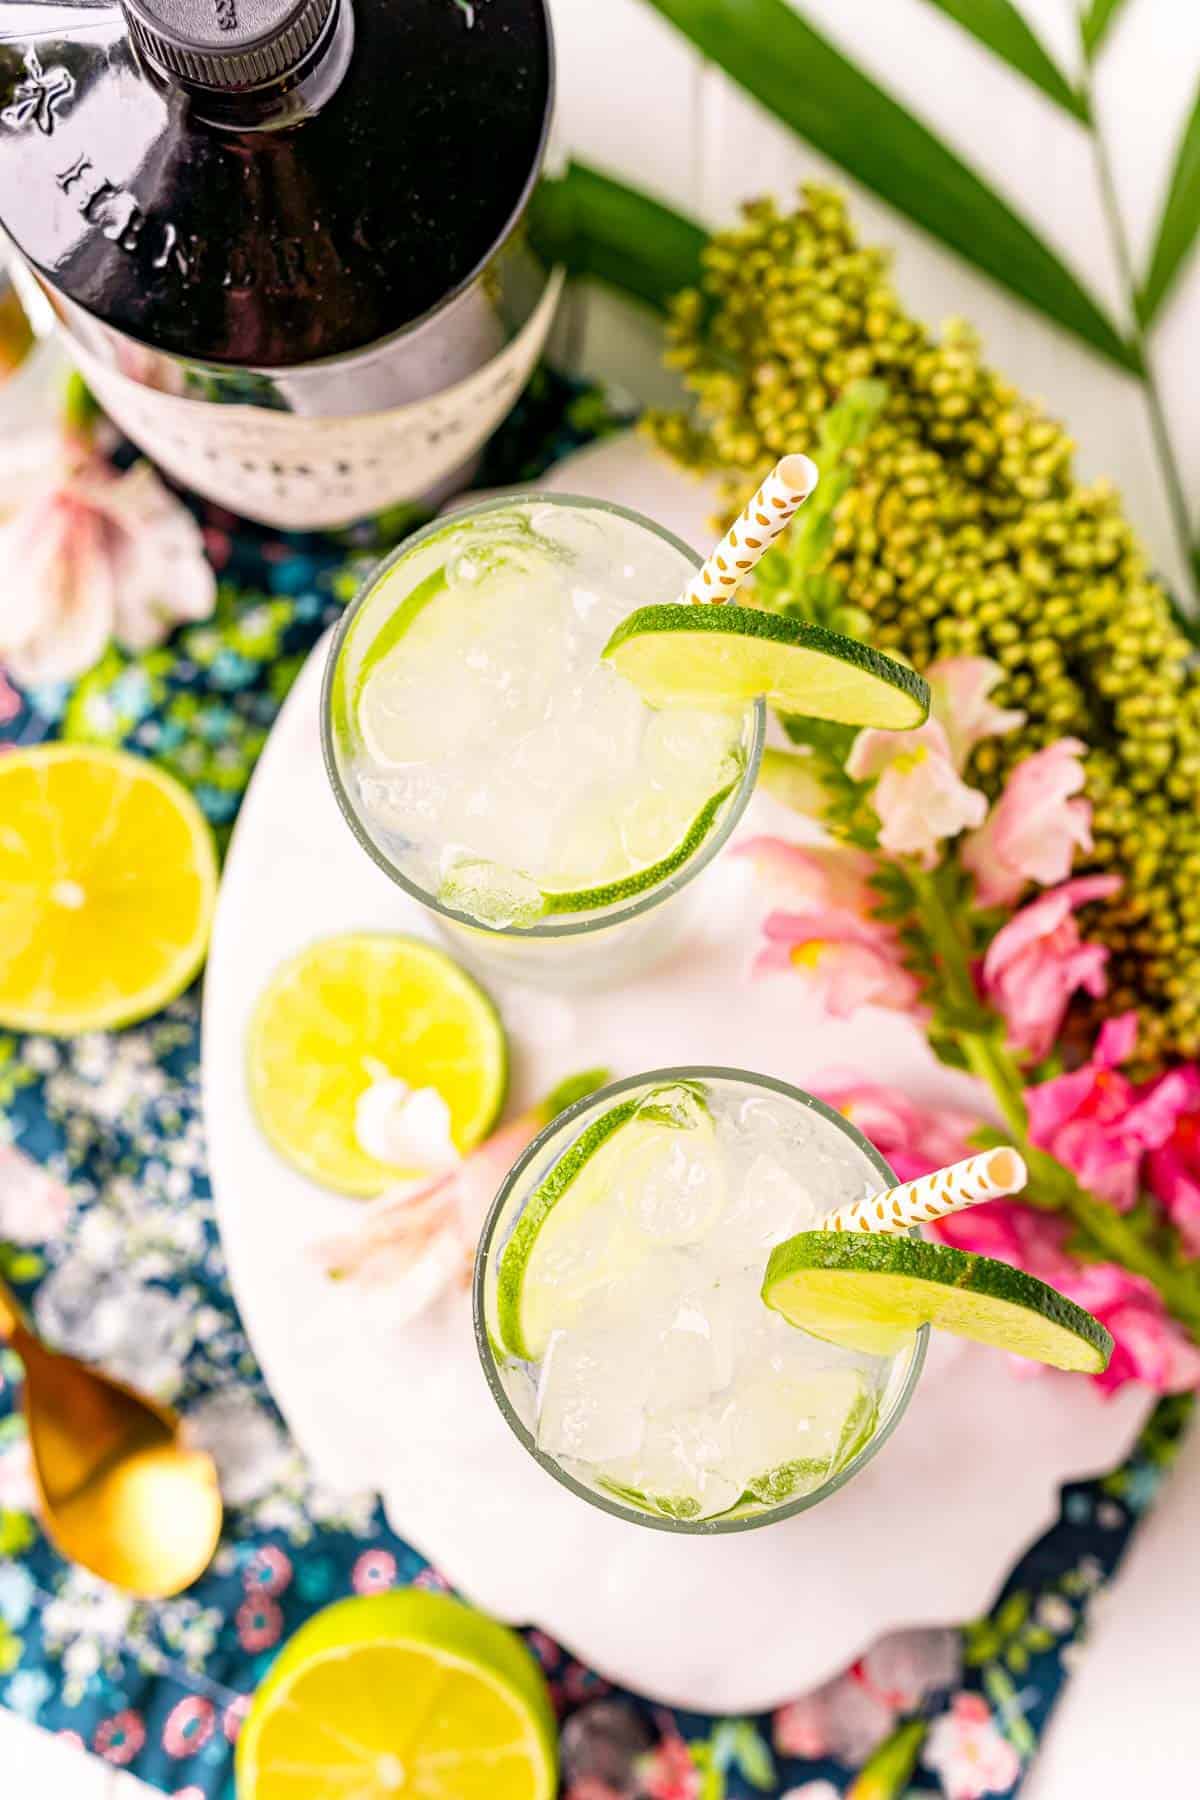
[1144,1067,1200,1257]
[1024,1014,1193,1211]
[811,1080,981,1182]
[847,718,987,864]
[980,874,1122,1063]
[935,1198,1200,1394]
[0,447,215,687]
[739,838,922,1019]
[926,657,1025,773]
[962,739,1092,908]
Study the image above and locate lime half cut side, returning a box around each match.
[248,933,507,1196]
[603,604,929,729]
[763,1231,1113,1373]
[236,1589,557,1800]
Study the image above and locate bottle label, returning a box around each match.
[68,271,564,529]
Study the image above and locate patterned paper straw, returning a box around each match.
[824,1146,1028,1234]
[681,453,819,604]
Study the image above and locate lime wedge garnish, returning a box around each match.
[0,746,218,1035]
[236,1590,557,1800]
[497,1085,715,1359]
[762,1231,1113,1372]
[540,777,738,914]
[248,933,507,1196]
[603,604,929,728]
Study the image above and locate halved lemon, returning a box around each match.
[0,745,218,1034]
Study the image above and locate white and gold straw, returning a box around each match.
[681,453,819,605]
[824,1146,1028,1235]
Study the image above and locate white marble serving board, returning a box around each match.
[201,433,1149,1711]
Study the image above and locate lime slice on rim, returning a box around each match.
[248,933,507,1196]
[0,745,217,1035]
[236,1589,557,1800]
[497,1086,716,1359]
[603,604,929,729]
[762,1231,1113,1372]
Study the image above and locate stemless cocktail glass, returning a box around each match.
[475,1067,927,1534]
[322,495,764,989]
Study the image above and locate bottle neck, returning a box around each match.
[125,0,353,130]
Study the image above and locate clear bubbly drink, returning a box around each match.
[476,1069,926,1531]
[322,496,763,987]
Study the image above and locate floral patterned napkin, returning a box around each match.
[0,372,1190,1800]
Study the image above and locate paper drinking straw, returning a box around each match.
[680,454,819,605]
[823,1146,1028,1234]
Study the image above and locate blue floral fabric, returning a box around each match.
[0,371,1190,1800]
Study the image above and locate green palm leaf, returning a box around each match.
[1137,79,1200,326]
[920,0,1088,121]
[643,0,1138,372]
[1081,0,1129,61]
[527,161,705,310]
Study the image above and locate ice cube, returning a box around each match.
[537,1328,649,1465]
[439,857,545,928]
[651,1273,739,1409]
[625,1135,726,1247]
[643,709,742,793]
[356,768,447,840]
[707,1153,818,1266]
[730,1368,878,1505]
[612,1403,745,1522]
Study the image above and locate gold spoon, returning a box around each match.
[0,1271,223,1597]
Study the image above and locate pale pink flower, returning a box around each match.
[0,1148,70,1244]
[756,911,922,1019]
[1025,1014,1192,1211]
[811,1080,981,1183]
[1144,1067,1200,1257]
[936,1198,1200,1394]
[927,657,1025,772]
[741,837,921,1021]
[962,738,1092,908]
[980,874,1122,1063]
[735,836,878,915]
[847,719,988,865]
[315,1075,607,1314]
[0,456,215,686]
[921,1693,1021,1800]
[0,671,20,723]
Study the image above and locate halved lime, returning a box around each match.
[497,1086,715,1359]
[0,745,217,1035]
[763,1232,1113,1372]
[604,604,929,729]
[236,1589,557,1800]
[248,933,507,1196]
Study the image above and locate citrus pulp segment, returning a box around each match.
[0,745,217,1035]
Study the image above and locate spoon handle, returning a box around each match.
[0,1270,29,1343]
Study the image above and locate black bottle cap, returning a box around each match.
[122,0,337,91]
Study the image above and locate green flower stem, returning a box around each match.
[907,866,1200,1336]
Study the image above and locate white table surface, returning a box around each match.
[3,1416,1197,1795]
